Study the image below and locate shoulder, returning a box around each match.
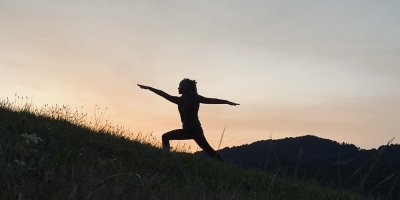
[196,94,208,102]
[195,94,205,101]
[168,95,180,104]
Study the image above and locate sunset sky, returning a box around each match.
[1,0,399,151]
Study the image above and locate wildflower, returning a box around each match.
[14,159,27,167]
[21,133,43,144]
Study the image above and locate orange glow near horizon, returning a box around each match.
[1,0,400,151]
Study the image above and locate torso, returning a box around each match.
[178,94,201,129]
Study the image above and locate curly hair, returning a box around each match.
[179,78,197,94]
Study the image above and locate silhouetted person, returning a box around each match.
[138,78,239,160]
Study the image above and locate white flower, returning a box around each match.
[14,159,27,166]
[21,133,43,144]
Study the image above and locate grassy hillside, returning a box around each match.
[0,101,375,199]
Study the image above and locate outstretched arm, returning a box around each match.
[138,84,179,104]
[198,95,240,106]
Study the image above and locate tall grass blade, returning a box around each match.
[217,125,227,150]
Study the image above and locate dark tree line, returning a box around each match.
[198,135,400,199]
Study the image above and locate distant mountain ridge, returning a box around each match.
[219,135,400,164]
[198,135,400,199]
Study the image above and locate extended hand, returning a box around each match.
[137,84,152,90]
[228,102,240,106]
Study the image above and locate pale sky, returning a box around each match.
[1,0,399,150]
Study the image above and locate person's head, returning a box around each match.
[178,78,197,94]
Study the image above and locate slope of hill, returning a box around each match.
[212,135,400,199]
[0,104,373,200]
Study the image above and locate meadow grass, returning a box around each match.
[0,97,377,199]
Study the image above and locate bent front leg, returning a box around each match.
[161,129,191,151]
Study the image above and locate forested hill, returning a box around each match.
[209,135,400,199]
